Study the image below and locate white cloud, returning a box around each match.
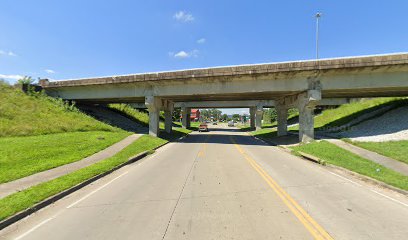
[0,50,17,57]
[171,49,199,59]
[45,69,55,74]
[0,74,24,82]
[197,38,206,44]
[174,51,189,58]
[173,11,194,22]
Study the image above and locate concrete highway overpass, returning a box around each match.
[39,53,408,142]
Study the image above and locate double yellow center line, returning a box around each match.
[230,136,333,240]
[197,135,210,158]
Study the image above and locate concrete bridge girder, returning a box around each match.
[38,53,408,142]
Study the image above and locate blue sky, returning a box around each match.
[1,0,407,114]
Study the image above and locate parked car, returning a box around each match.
[212,122,218,125]
[228,120,234,127]
[199,123,209,132]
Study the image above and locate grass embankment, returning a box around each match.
[109,104,194,140]
[0,131,130,183]
[0,83,129,182]
[0,135,166,221]
[0,83,117,137]
[350,141,408,165]
[250,98,406,141]
[313,98,407,130]
[291,141,408,190]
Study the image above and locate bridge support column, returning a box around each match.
[297,90,321,143]
[145,96,162,137]
[164,101,174,134]
[276,104,288,136]
[249,107,256,130]
[181,107,191,129]
[255,106,263,131]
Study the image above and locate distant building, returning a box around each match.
[180,109,201,122]
[191,109,200,122]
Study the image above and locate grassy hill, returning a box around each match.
[251,97,407,140]
[0,82,130,183]
[0,84,169,220]
[0,82,118,137]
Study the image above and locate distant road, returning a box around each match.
[2,125,408,240]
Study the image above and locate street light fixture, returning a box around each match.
[315,12,322,60]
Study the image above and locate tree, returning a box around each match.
[232,114,240,121]
[199,109,222,121]
[263,108,277,124]
[18,76,35,85]
[200,109,210,120]
[173,108,181,121]
[211,109,222,120]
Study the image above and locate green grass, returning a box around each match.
[252,128,278,141]
[0,135,167,221]
[314,98,406,130]
[291,141,408,190]
[0,83,118,137]
[109,104,150,126]
[350,140,408,165]
[0,131,130,183]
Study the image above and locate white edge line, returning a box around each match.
[66,171,129,209]
[328,171,362,187]
[370,189,408,207]
[15,217,55,240]
[329,171,408,208]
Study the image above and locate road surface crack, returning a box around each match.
[161,140,209,240]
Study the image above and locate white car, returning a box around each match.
[228,121,234,127]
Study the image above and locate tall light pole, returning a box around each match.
[315,12,322,60]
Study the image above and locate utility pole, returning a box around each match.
[315,12,322,59]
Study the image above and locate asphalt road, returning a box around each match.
[1,125,408,240]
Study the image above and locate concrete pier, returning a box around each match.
[255,106,263,131]
[250,107,256,130]
[181,107,191,129]
[276,104,288,136]
[145,96,160,137]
